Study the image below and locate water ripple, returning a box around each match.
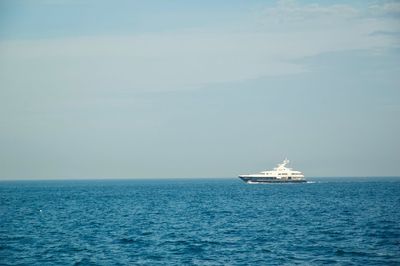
[1,179,400,265]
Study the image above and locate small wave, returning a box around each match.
[73,258,92,266]
[185,244,204,254]
[247,181,262,185]
[335,249,370,257]
[118,237,136,244]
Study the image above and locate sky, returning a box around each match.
[0,0,399,179]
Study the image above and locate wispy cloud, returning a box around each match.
[260,0,360,25]
[368,2,400,17]
[0,1,399,94]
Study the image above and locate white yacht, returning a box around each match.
[239,159,306,183]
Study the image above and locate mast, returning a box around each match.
[275,158,290,170]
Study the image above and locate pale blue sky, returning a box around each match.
[0,0,399,179]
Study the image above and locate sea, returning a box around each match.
[1,178,399,265]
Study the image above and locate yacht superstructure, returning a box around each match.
[239,159,306,183]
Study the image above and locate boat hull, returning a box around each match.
[239,176,307,183]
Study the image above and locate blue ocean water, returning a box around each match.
[1,178,399,265]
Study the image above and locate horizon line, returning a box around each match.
[1,176,400,182]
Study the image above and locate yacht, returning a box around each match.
[239,159,306,183]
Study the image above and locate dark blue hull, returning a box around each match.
[239,176,307,183]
